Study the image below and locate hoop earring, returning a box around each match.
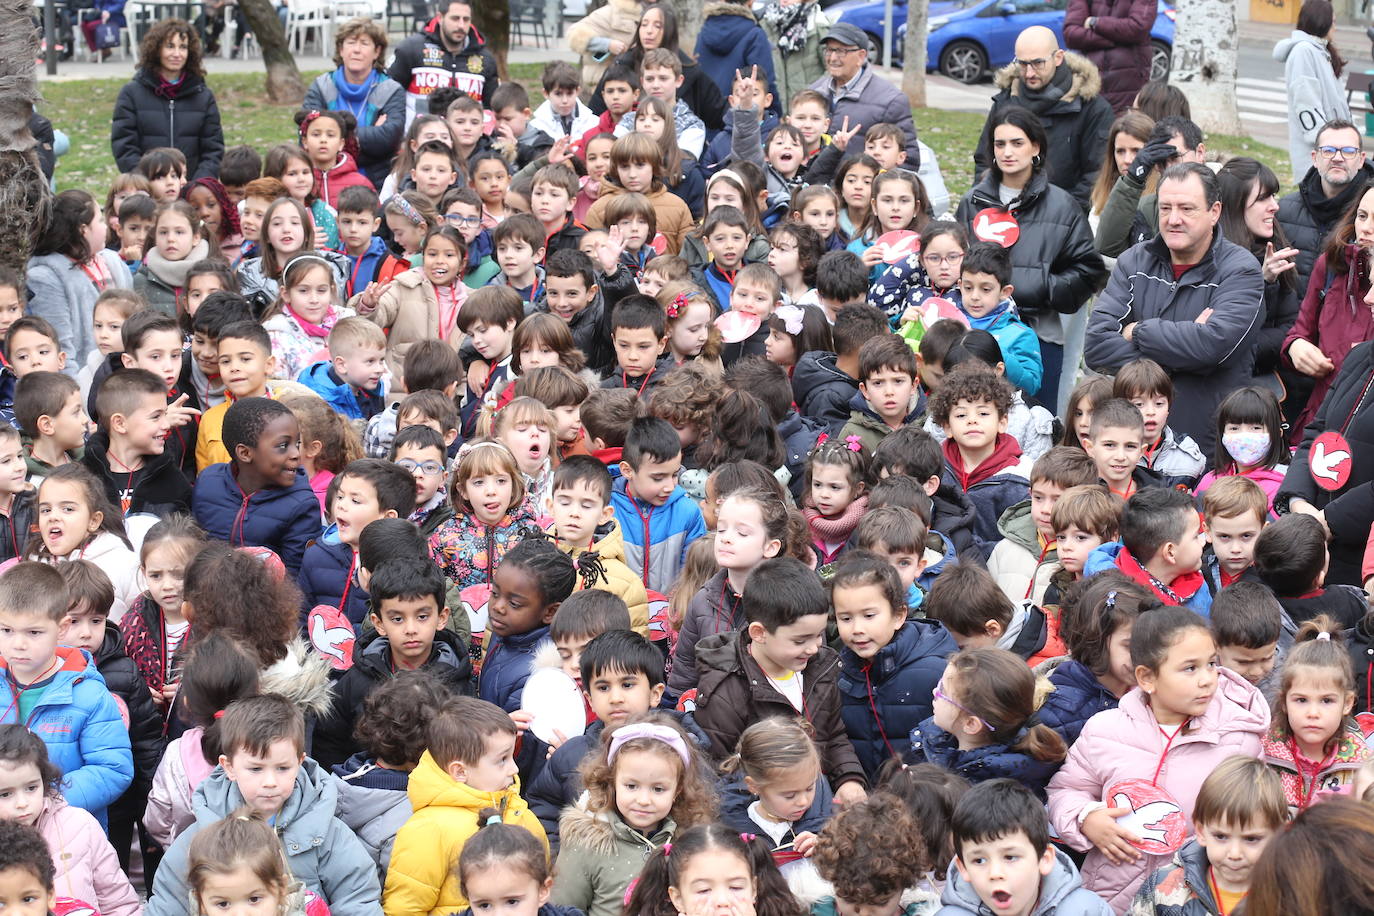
[1031,154,1043,168]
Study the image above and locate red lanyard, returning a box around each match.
[347,252,368,298]
[1107,480,1136,501]
[715,578,742,633]
[1,657,62,723]
[623,367,655,397]
[338,553,358,616]
[1143,437,1163,468]
[80,258,111,291]
[1208,869,1234,916]
[1151,719,1189,786]
[1288,735,1334,810]
[1338,367,1374,436]
[1024,541,1051,600]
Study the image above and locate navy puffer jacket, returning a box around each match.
[297,528,371,627]
[191,464,322,577]
[910,716,1061,799]
[111,69,224,179]
[1039,658,1119,748]
[719,770,833,845]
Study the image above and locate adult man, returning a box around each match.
[1085,164,1264,453]
[807,22,919,166]
[1063,0,1157,112]
[1278,118,1374,295]
[1095,115,1206,258]
[388,0,498,124]
[974,26,1113,210]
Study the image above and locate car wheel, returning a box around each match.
[1150,39,1171,82]
[940,40,987,84]
[865,31,887,65]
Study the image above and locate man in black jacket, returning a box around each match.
[387,0,499,125]
[1085,163,1264,453]
[1277,118,1373,296]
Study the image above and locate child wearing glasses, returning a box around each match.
[868,220,967,329]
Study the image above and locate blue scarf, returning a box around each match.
[962,297,1015,331]
[332,68,379,122]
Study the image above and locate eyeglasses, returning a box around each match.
[1013,56,1052,70]
[933,680,996,732]
[396,458,446,476]
[1318,145,1362,159]
[822,46,861,58]
[444,214,482,228]
[922,252,964,266]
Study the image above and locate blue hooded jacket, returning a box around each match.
[840,619,958,779]
[0,646,132,828]
[297,524,370,626]
[192,464,322,578]
[693,4,777,102]
[296,361,385,421]
[959,297,1043,397]
[911,716,1060,800]
[1084,541,1213,617]
[344,235,402,298]
[918,530,957,593]
[719,770,833,845]
[610,476,707,595]
[1039,658,1120,748]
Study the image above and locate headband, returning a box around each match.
[708,169,744,189]
[393,194,426,227]
[281,253,334,284]
[456,439,513,463]
[608,723,691,768]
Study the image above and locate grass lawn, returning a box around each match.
[44,61,1290,203]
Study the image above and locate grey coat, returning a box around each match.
[808,64,920,166]
[25,250,132,373]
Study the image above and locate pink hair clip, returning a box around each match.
[666,292,688,319]
[662,843,673,857]
[815,432,829,447]
[845,435,862,452]
[740,833,756,843]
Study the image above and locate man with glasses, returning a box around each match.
[1278,119,1373,295]
[1096,115,1206,259]
[807,21,920,166]
[973,25,1114,211]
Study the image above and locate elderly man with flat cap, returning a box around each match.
[974,25,1113,210]
[807,21,920,167]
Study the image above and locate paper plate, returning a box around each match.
[524,667,587,744]
[715,310,762,344]
[308,604,357,672]
[1107,778,1189,855]
[482,109,496,136]
[875,229,921,264]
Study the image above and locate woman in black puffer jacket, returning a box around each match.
[954,107,1106,409]
[111,19,224,180]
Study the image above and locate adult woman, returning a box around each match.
[1245,798,1374,916]
[26,190,133,372]
[757,0,832,107]
[954,107,1106,408]
[1274,0,1351,183]
[302,18,405,189]
[1089,110,1152,220]
[111,19,223,179]
[567,0,644,91]
[1281,183,1374,442]
[589,4,726,131]
[1217,158,1302,383]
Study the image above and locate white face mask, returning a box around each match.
[1221,430,1270,468]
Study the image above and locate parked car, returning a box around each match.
[830,0,1174,84]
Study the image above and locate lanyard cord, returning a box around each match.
[863,663,898,761]
[1151,718,1189,786]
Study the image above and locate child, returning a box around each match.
[115,311,202,478]
[840,334,922,453]
[1201,476,1267,594]
[540,248,617,378]
[457,818,570,916]
[0,426,33,564]
[1047,484,1121,599]
[693,556,868,806]
[1047,605,1269,911]
[511,312,594,383]
[1262,616,1372,810]
[431,440,539,589]
[120,515,204,715]
[296,109,374,208]
[490,213,547,304]
[471,153,515,228]
[928,364,1032,549]
[84,368,192,519]
[187,294,251,410]
[689,206,755,311]
[182,177,244,263]
[831,551,957,779]
[719,262,780,367]
[585,134,695,255]
[313,557,473,769]
[409,142,461,209]
[297,317,388,421]
[382,192,440,266]
[489,398,554,513]
[1038,573,1156,747]
[848,171,929,281]
[239,198,349,313]
[236,177,285,266]
[794,303,884,430]
[611,416,706,595]
[813,792,936,915]
[1254,514,1368,629]
[603,295,673,395]
[942,779,1111,916]
[191,397,321,577]
[1194,386,1289,517]
[299,457,416,624]
[219,145,261,204]
[134,202,212,316]
[802,437,869,567]
[530,164,587,258]
[136,148,188,203]
[988,447,1098,606]
[0,724,139,916]
[951,242,1042,396]
[604,191,662,280]
[458,288,524,437]
[0,562,133,825]
[148,694,380,916]
[623,824,799,916]
[1113,359,1206,489]
[614,49,705,159]
[444,188,500,287]
[15,370,86,479]
[338,186,409,299]
[1060,374,1113,451]
[352,225,469,384]
[384,696,545,915]
[388,425,451,540]
[854,505,953,608]
[1085,487,1211,615]
[79,289,144,406]
[116,193,157,272]
[380,115,452,202]
[925,563,1065,665]
[669,485,788,696]
[1130,756,1285,916]
[286,394,363,514]
[261,254,356,382]
[768,222,823,307]
[1082,399,1160,501]
[791,185,844,254]
[517,366,592,458]
[7,317,68,385]
[264,143,340,249]
[576,132,618,226]
[184,806,325,916]
[552,712,717,916]
[1212,580,1290,688]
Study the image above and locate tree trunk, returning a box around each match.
[0,0,51,276]
[901,0,928,108]
[1169,0,1240,134]
[473,2,510,79]
[238,0,305,104]
[665,0,703,58]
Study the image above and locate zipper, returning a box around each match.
[169,98,176,143]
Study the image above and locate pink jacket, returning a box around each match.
[1046,667,1269,914]
[37,796,141,916]
[143,726,215,850]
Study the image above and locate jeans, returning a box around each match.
[1038,337,1064,413]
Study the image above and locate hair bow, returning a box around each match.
[666,292,688,319]
[774,304,805,336]
[815,432,829,447]
[296,109,323,141]
[845,435,862,452]
[739,833,757,843]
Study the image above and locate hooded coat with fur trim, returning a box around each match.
[551,801,677,916]
[973,52,1115,210]
[259,637,337,727]
[566,0,645,90]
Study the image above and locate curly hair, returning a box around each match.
[875,759,970,876]
[814,792,928,904]
[184,543,302,667]
[354,670,453,768]
[694,389,784,472]
[578,711,718,832]
[0,820,54,892]
[137,18,205,78]
[927,364,1014,427]
[646,363,725,433]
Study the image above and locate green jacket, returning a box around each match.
[551,802,677,916]
[1095,170,1158,259]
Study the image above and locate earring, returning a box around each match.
[1031,154,1043,168]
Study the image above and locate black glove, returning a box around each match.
[1127,139,1179,183]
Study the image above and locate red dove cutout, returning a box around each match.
[972,208,1020,247]
[1107,778,1189,855]
[1310,430,1353,491]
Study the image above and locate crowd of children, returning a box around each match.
[7,12,1374,916]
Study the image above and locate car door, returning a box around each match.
[981,0,1068,69]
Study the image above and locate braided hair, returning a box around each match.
[182,176,241,236]
[502,530,607,606]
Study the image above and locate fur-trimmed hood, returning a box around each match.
[260,637,335,719]
[559,798,675,858]
[702,2,757,20]
[993,50,1102,103]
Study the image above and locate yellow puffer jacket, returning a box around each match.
[560,519,650,637]
[383,751,547,916]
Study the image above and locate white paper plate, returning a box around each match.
[524,667,587,744]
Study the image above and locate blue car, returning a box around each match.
[830,0,1175,84]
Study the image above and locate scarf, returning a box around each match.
[1015,62,1072,115]
[144,239,211,288]
[332,68,379,122]
[153,72,184,99]
[285,304,337,339]
[962,297,1016,331]
[759,0,815,55]
[803,493,868,542]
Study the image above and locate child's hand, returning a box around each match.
[831,116,863,153]
[158,681,179,707]
[120,241,143,261]
[595,225,627,274]
[509,709,534,734]
[731,66,760,110]
[357,280,391,311]
[467,360,490,394]
[609,39,627,54]
[547,136,573,167]
[861,246,885,268]
[901,304,923,324]
[1081,807,1143,865]
[833,781,867,808]
[375,113,388,127]
[495,120,517,144]
[793,831,818,857]
[166,393,202,429]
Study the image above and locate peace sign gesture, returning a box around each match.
[831,116,863,152]
[731,65,762,109]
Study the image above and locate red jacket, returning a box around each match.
[313,152,375,210]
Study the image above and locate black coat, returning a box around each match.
[1277,163,1374,296]
[792,350,860,433]
[111,70,224,179]
[0,487,35,564]
[1063,0,1156,112]
[93,622,165,797]
[82,430,194,521]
